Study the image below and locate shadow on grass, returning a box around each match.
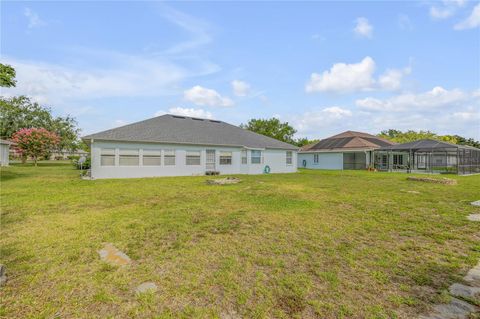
[10,161,72,168]
[0,170,26,182]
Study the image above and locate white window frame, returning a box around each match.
[251,150,262,164]
[164,149,176,166]
[143,149,161,166]
[100,148,115,166]
[219,151,233,165]
[286,151,293,165]
[119,149,140,166]
[186,150,201,166]
[313,154,319,164]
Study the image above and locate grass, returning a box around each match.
[1,162,479,318]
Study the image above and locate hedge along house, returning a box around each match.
[298,131,394,170]
[82,114,298,179]
[375,139,480,175]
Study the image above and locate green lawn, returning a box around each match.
[1,163,479,319]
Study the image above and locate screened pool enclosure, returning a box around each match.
[374,139,480,175]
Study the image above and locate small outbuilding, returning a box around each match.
[0,139,15,167]
[82,114,298,179]
[375,139,480,175]
[298,131,394,170]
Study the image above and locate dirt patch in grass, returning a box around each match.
[407,176,457,185]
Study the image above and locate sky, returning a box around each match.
[1,1,479,140]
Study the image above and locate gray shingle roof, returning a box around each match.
[82,114,298,150]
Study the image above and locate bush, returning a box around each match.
[72,157,91,170]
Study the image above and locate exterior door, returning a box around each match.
[206,150,216,171]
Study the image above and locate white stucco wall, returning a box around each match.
[89,141,297,179]
[298,152,343,170]
[0,144,10,166]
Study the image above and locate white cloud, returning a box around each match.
[378,67,412,90]
[398,14,414,30]
[160,5,212,54]
[430,6,456,19]
[2,54,192,106]
[184,85,234,107]
[231,80,251,97]
[306,57,412,93]
[353,17,373,38]
[306,56,376,93]
[155,107,213,119]
[429,0,466,19]
[24,7,46,29]
[293,107,353,136]
[454,3,480,30]
[356,86,470,112]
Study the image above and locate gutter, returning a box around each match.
[82,138,299,151]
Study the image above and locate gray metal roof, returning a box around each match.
[82,114,298,150]
[378,139,480,151]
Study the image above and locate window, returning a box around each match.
[186,150,201,165]
[241,150,247,164]
[314,154,319,164]
[382,155,388,166]
[101,148,115,166]
[164,150,175,166]
[251,150,262,164]
[393,154,404,166]
[220,151,232,165]
[286,151,293,165]
[119,149,139,166]
[143,149,161,166]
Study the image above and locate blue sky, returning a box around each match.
[1,1,479,139]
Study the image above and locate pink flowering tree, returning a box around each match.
[12,128,60,166]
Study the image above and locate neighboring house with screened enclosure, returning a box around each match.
[375,139,480,175]
[82,114,298,179]
[298,131,394,170]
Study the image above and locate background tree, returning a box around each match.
[0,96,80,151]
[12,128,60,166]
[378,129,480,147]
[240,118,297,144]
[452,135,480,148]
[0,63,16,87]
[295,137,320,147]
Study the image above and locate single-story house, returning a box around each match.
[376,139,480,175]
[82,114,298,179]
[0,139,15,167]
[298,131,394,170]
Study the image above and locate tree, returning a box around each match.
[0,96,80,151]
[0,63,16,87]
[295,137,320,147]
[240,118,297,144]
[452,135,480,148]
[377,129,480,147]
[377,129,459,144]
[12,128,60,166]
